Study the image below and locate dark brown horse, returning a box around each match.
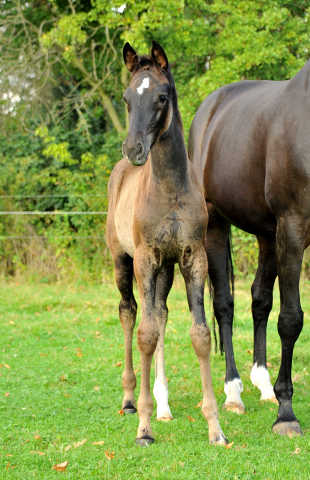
[188,62,310,436]
[107,41,227,446]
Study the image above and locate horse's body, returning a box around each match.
[107,41,227,445]
[188,61,310,436]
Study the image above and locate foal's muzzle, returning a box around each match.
[122,140,149,166]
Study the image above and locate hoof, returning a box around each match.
[272,420,303,437]
[210,435,229,446]
[260,395,278,405]
[223,402,245,414]
[135,437,154,446]
[123,407,137,415]
[157,414,173,422]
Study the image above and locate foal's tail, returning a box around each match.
[208,233,235,354]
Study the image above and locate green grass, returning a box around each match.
[1,276,310,479]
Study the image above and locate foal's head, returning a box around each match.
[122,41,178,166]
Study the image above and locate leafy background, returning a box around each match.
[1,0,310,281]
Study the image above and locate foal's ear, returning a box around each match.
[151,40,168,71]
[123,42,138,72]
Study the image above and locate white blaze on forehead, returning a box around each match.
[137,77,149,95]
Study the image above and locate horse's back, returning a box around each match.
[189,79,294,236]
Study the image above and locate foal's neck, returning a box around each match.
[150,112,189,191]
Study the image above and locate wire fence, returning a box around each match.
[0,193,108,240]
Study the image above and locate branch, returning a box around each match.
[71,55,125,134]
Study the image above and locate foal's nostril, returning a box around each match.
[136,142,143,156]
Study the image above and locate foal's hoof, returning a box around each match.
[135,437,154,446]
[260,395,278,404]
[210,434,229,446]
[272,420,303,437]
[157,414,173,422]
[223,402,245,415]
[123,407,137,415]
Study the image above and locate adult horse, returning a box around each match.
[107,41,227,446]
[188,62,310,436]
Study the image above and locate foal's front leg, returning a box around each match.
[134,248,160,445]
[180,247,228,445]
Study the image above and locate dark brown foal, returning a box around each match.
[107,41,227,446]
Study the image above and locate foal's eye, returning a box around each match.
[123,96,127,103]
[158,95,168,104]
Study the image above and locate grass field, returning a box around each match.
[0,275,310,479]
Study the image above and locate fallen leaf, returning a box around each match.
[195,401,202,408]
[187,415,195,422]
[266,362,272,368]
[96,317,100,322]
[34,434,41,439]
[9,321,15,325]
[166,377,169,383]
[30,451,45,455]
[6,454,13,457]
[6,462,10,469]
[94,386,100,391]
[291,446,301,455]
[73,439,87,448]
[64,445,72,453]
[4,364,10,369]
[225,442,234,450]
[39,353,47,357]
[35,312,40,316]
[63,346,67,350]
[247,350,253,354]
[93,441,105,445]
[105,450,115,460]
[241,444,247,448]
[134,368,139,374]
[52,460,69,471]
[64,392,71,397]
[95,331,100,335]
[5,392,9,397]
[117,409,124,415]
[119,344,123,348]
[77,352,83,357]
[113,362,122,367]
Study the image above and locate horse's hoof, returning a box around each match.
[223,402,245,414]
[123,407,137,415]
[210,435,229,446]
[135,437,154,446]
[272,420,303,437]
[157,414,173,422]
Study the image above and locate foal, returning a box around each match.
[107,41,227,446]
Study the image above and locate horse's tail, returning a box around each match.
[209,232,235,355]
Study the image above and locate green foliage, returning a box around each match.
[1,0,310,279]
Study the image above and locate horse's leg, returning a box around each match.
[180,246,228,445]
[272,215,305,437]
[134,248,159,445]
[153,264,174,421]
[114,252,138,413]
[206,206,244,413]
[250,235,277,402]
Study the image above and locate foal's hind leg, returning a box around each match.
[114,253,138,413]
[250,236,277,403]
[180,246,227,445]
[153,265,174,421]
[206,206,244,414]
